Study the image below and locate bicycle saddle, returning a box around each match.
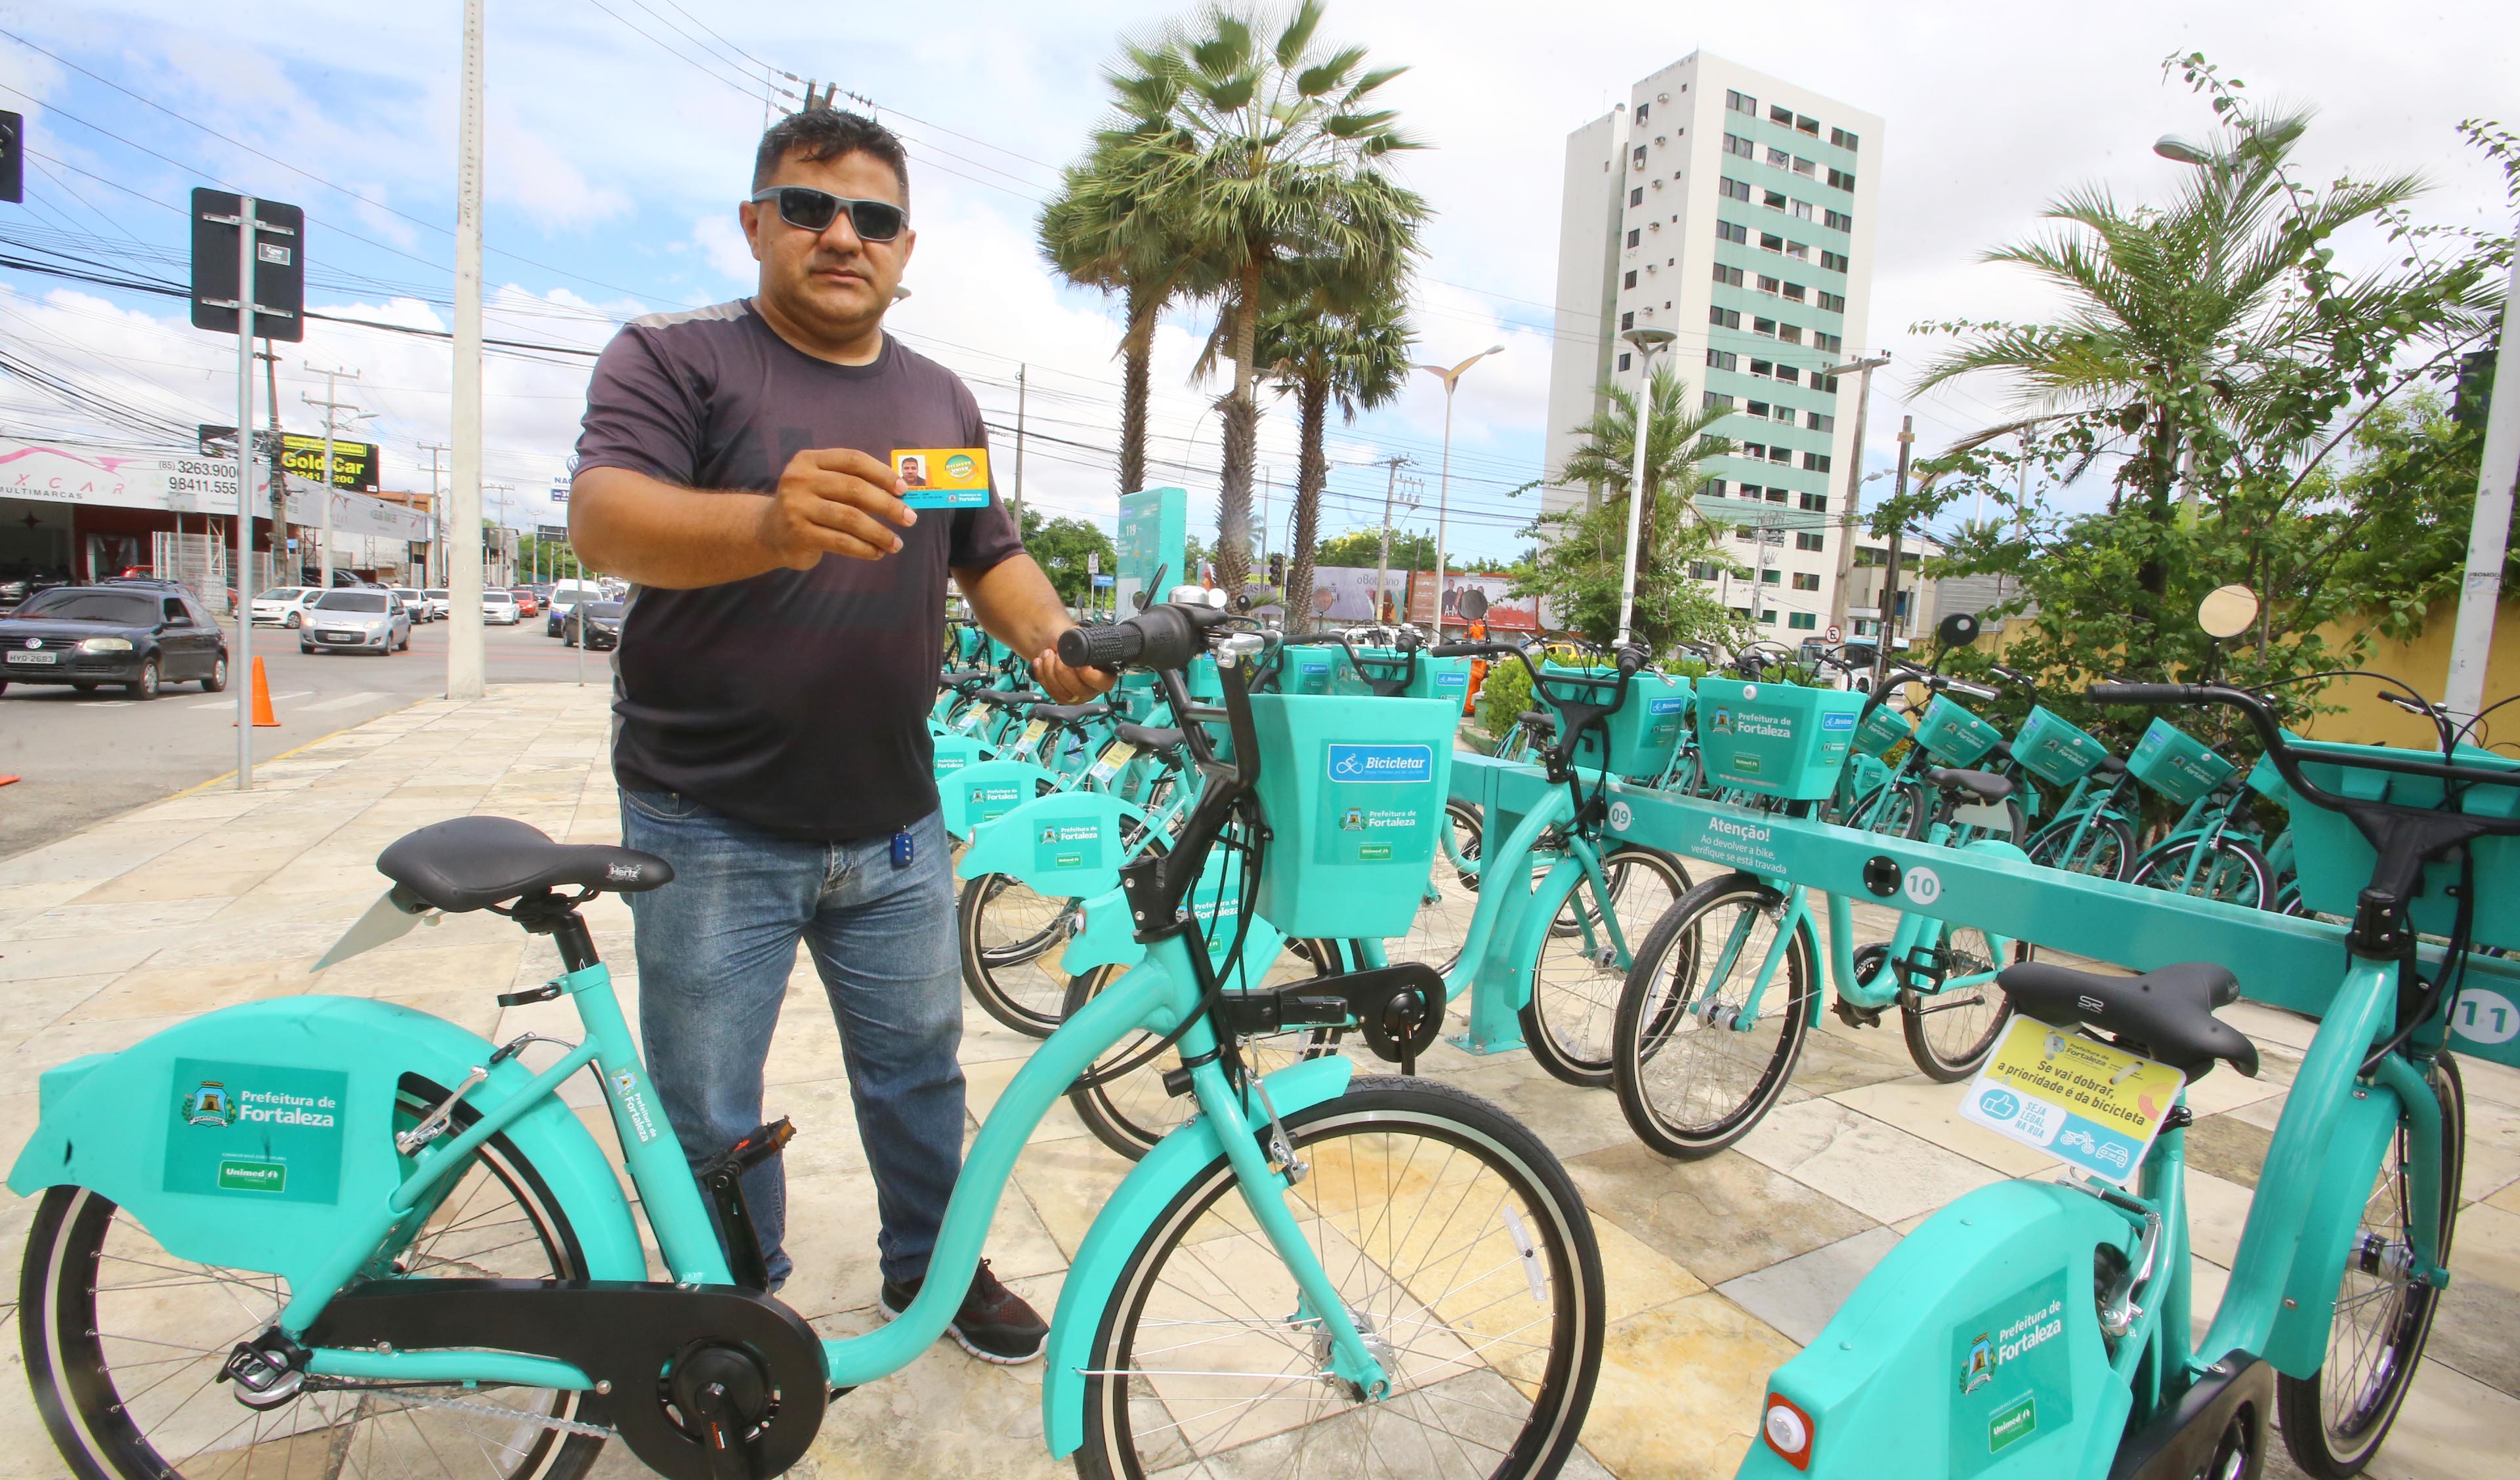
[1996,960,2259,1080]
[1518,709,1559,731]
[1925,767,2013,802]
[1032,702,1104,723]
[969,688,1049,708]
[377,816,675,913]
[2093,754,2128,776]
[1984,739,2015,764]
[1116,722,1183,750]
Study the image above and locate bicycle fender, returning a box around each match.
[956,789,1155,898]
[1736,1180,2130,1479]
[1041,1054,1356,1458]
[7,997,647,1296]
[940,758,1063,839]
[2263,1082,2399,1378]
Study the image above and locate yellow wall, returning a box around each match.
[2303,599,2520,750]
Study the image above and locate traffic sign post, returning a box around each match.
[1826,623,1842,644]
[192,190,304,792]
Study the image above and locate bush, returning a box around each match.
[1477,658,1532,742]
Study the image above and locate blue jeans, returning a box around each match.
[620,792,963,1288]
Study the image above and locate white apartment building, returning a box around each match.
[1543,52,1885,642]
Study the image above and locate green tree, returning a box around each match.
[1315,527,1433,572]
[1521,364,1743,655]
[1018,506,1120,606]
[1258,289,1412,630]
[1105,1,1427,594]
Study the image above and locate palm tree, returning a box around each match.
[1553,363,1733,572]
[1257,287,1412,630]
[1106,1,1427,594]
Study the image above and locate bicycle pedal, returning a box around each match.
[219,1336,306,1408]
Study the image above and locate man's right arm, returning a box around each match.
[571,449,919,591]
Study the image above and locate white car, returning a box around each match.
[390,586,430,622]
[543,579,603,637]
[250,586,322,628]
[421,588,452,621]
[482,590,520,625]
[301,588,412,655]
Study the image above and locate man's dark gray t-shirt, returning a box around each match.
[574,299,1022,842]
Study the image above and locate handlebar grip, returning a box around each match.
[2088,682,2200,705]
[1059,623,1143,670]
[1946,680,2000,701]
[1428,642,1488,658]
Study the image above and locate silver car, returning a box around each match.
[301,588,412,655]
[391,586,432,622]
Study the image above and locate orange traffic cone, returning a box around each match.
[242,655,280,727]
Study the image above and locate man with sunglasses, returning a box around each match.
[569,108,1106,1366]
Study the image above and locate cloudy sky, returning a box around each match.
[3,0,2512,564]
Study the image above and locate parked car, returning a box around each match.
[420,588,452,621]
[0,565,74,612]
[390,586,431,622]
[544,579,604,636]
[564,599,625,651]
[507,587,541,618]
[0,584,230,698]
[301,588,412,655]
[251,586,322,628]
[482,589,520,625]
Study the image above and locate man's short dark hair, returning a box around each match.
[753,108,911,201]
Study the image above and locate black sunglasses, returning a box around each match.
[747,186,907,242]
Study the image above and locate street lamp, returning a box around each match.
[1414,344,1505,633]
[2152,134,2212,165]
[1613,326,1677,649]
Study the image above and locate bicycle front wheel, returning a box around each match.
[1520,846,1693,1088]
[2025,815,2136,881]
[1611,874,1815,1159]
[1074,1077,1605,1480]
[2275,1055,2464,1478]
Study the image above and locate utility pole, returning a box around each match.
[228,197,261,789]
[302,363,364,586]
[2445,245,2520,720]
[1821,354,1891,634]
[1011,363,1026,531]
[448,0,488,701]
[1372,454,1409,623]
[255,342,286,590]
[1874,416,1915,688]
[421,442,449,586]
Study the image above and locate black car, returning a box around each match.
[564,600,625,651]
[0,585,230,699]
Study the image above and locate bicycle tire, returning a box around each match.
[1388,800,1490,977]
[1062,939,1349,1161]
[1611,873,1815,1159]
[1897,925,2028,1080]
[961,815,1168,1037]
[1521,847,1694,1089]
[1868,781,1931,841]
[19,1080,603,1480]
[2128,836,2275,911]
[1074,1076,1605,1480]
[2275,1055,2464,1478]
[2025,813,2137,882]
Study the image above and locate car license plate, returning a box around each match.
[320,631,360,644]
[6,650,56,665]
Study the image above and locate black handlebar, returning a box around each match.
[1059,604,1226,674]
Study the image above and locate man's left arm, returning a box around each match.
[956,554,1114,703]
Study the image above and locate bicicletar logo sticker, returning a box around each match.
[1316,743,1437,866]
[1947,1269,2074,1477]
[163,1058,348,1204]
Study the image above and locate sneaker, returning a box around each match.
[879,1258,1047,1365]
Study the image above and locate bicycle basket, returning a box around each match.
[1274,646,1339,695]
[1329,647,1473,703]
[1247,693,1460,939]
[2126,718,2235,806]
[1693,679,1867,799]
[2012,705,2110,787]
[1538,665,1691,780]
[1853,704,1914,758]
[2250,736,2520,947]
[1912,693,2001,766]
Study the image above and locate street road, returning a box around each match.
[0,617,609,860]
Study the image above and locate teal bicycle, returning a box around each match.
[12,600,1607,1480]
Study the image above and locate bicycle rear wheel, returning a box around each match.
[2129,836,2275,910]
[1867,781,1930,840]
[18,1080,602,1480]
[1387,800,1490,977]
[2025,815,2137,881]
[1074,1077,1605,1480]
[2275,1056,2464,1477]
[1899,924,2027,1080]
[1520,847,1693,1088]
[1611,874,1814,1159]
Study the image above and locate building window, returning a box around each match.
[1822,249,1850,272]
[1760,568,1782,584]
[1706,348,1738,371]
[1720,176,1752,203]
[1724,133,1755,159]
[1806,412,1835,433]
[1624,270,1637,289]
[1752,316,1776,337]
[1718,220,1749,245]
[1713,263,1744,288]
[1826,209,1853,232]
[1791,199,1815,221]
[1788,611,1818,630]
[1775,365,1801,384]
[1703,391,1735,410]
[1746,399,1771,419]
[1765,486,1788,501]
[1783,281,1807,302]
[1828,167,1857,192]
[1803,452,1833,473]
[1777,323,1803,344]
[1798,492,1828,513]
[1772,403,1797,423]
[1831,126,1860,151]
[1815,331,1843,353]
[1710,306,1740,329]
[1631,187,1645,207]
[1793,155,1817,176]
[1706,480,1727,497]
[1632,145,1647,169]
[1768,445,1791,464]
[1748,358,1773,378]
[1797,113,1820,135]
[1818,290,1846,313]
[1734,483,1759,499]
[1759,231,1786,253]
[1690,562,1717,580]
[1769,104,1794,125]
[1636,102,1649,122]
[1742,442,1766,460]
[1616,352,1631,371]
[1626,228,1641,248]
[1757,273,1781,295]
[1766,144,1791,168]
[1763,189,1788,211]
[1727,89,1756,115]
[1796,531,1826,552]
[1786,239,1810,260]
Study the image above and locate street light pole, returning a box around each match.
[1874,417,1916,688]
[1819,354,1891,634]
[1372,453,1408,624]
[1414,345,1504,634]
[1613,327,1677,650]
[447,0,488,702]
